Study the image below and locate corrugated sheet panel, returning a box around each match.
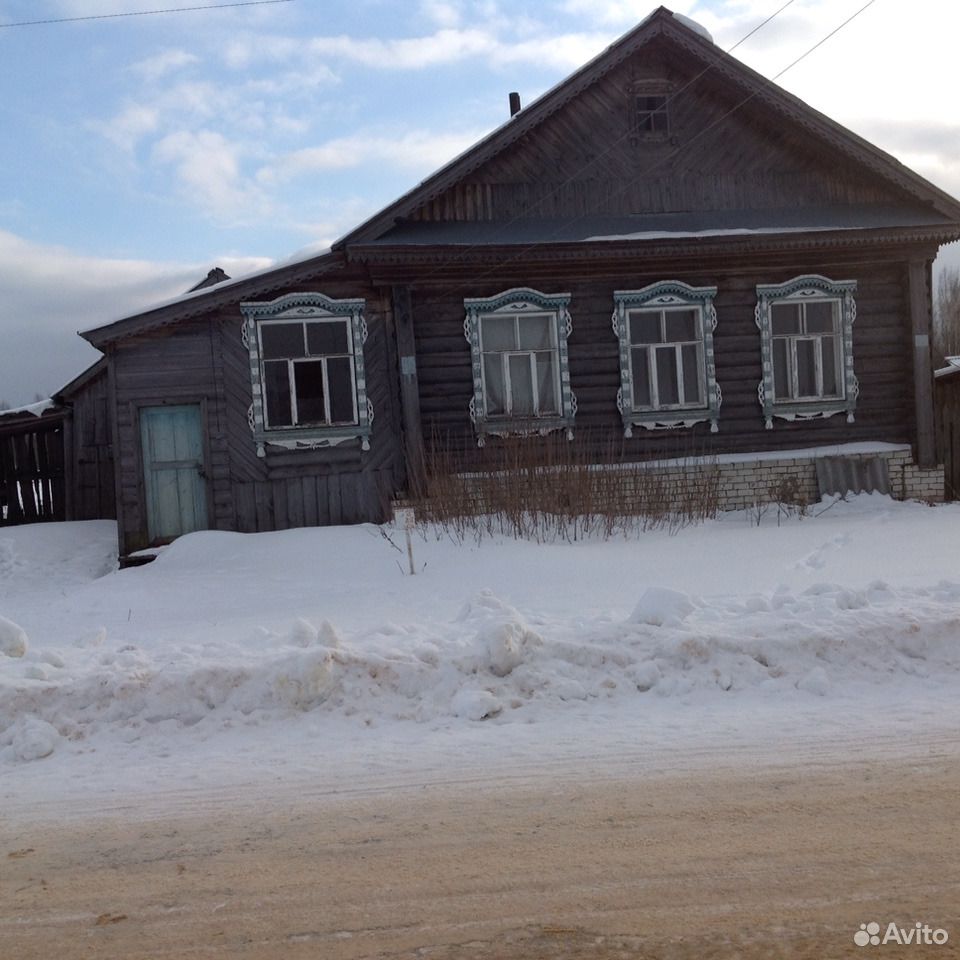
[815,456,890,497]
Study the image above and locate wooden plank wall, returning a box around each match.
[936,380,960,500]
[110,272,405,553]
[0,415,66,525]
[410,251,914,468]
[66,368,116,520]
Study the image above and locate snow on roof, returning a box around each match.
[0,398,57,419]
[672,12,713,43]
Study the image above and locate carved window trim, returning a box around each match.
[612,282,721,435]
[464,288,577,446]
[240,292,372,458]
[755,275,858,429]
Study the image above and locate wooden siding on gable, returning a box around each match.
[410,44,911,224]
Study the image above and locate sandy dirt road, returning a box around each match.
[4,739,960,960]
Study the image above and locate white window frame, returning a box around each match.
[755,275,858,429]
[613,281,720,435]
[464,288,576,446]
[240,293,373,457]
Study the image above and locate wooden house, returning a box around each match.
[79,7,960,555]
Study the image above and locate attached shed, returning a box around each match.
[79,7,960,556]
[0,359,114,526]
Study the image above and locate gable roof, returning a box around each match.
[335,6,960,249]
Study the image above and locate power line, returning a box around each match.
[0,0,294,28]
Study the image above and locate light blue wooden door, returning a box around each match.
[140,404,208,543]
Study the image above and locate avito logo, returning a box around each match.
[855,922,949,947]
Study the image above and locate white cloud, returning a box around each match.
[224,25,613,72]
[95,103,160,153]
[258,128,486,183]
[0,229,271,406]
[130,48,200,82]
[420,0,462,28]
[152,129,271,223]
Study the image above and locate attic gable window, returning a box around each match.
[755,275,858,428]
[632,82,671,141]
[464,288,577,445]
[241,293,373,457]
[613,282,721,435]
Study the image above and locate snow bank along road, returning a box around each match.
[4,736,960,960]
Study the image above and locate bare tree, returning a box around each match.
[934,266,960,366]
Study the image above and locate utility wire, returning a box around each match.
[0,0,293,28]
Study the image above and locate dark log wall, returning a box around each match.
[110,272,404,554]
[408,246,917,468]
[411,44,908,222]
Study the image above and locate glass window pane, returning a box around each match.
[630,311,662,345]
[326,356,355,422]
[480,315,516,351]
[805,301,836,334]
[681,344,702,405]
[796,339,818,397]
[264,360,293,426]
[771,303,801,336]
[631,348,651,407]
[261,323,305,359]
[293,359,326,424]
[773,339,790,399]
[307,320,349,356]
[483,354,505,416]
[508,354,535,416]
[664,309,698,342]
[655,347,680,406]
[821,336,838,396]
[535,352,558,415]
[517,314,553,349]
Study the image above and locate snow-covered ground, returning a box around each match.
[2,495,960,819]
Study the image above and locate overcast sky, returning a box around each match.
[2,0,959,406]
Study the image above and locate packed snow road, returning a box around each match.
[4,735,959,960]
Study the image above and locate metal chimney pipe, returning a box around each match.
[509,92,521,117]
